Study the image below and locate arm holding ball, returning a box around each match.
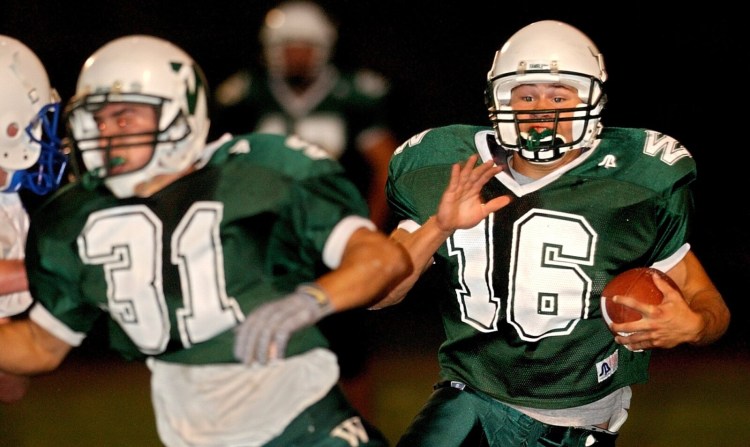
[608,251,730,351]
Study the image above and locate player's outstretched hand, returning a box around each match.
[435,154,512,233]
[233,284,334,366]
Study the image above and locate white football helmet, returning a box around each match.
[0,35,65,194]
[259,1,337,77]
[67,35,210,198]
[486,20,607,163]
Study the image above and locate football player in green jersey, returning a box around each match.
[0,34,411,446]
[214,0,402,419]
[376,20,731,446]
[0,35,66,403]
[213,0,398,230]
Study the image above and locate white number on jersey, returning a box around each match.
[448,209,597,341]
[77,203,244,354]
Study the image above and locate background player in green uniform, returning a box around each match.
[213,0,398,230]
[375,20,731,446]
[0,35,66,403]
[213,0,402,418]
[0,34,411,446]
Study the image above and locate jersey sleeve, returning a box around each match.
[387,125,488,225]
[632,128,697,264]
[288,169,372,259]
[24,191,103,344]
[594,127,698,266]
[235,134,373,281]
[649,176,695,264]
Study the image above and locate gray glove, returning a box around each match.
[233,284,334,365]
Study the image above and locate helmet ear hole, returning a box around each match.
[6,122,20,138]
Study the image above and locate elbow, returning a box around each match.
[385,238,414,286]
[710,303,732,344]
[19,350,65,376]
[368,243,416,310]
[39,353,66,373]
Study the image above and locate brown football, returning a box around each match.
[601,267,677,326]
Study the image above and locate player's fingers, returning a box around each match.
[651,273,682,302]
[611,294,650,313]
[484,194,512,214]
[458,155,480,182]
[233,316,255,364]
[270,333,290,362]
[472,161,501,187]
[254,327,273,365]
[234,306,273,364]
[624,344,645,353]
[445,162,462,193]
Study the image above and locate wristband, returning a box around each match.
[297,283,334,313]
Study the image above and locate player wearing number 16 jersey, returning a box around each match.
[0,35,410,447]
[389,122,691,402]
[379,20,729,447]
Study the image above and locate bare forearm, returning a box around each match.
[687,289,731,345]
[316,228,412,313]
[0,319,70,375]
[0,259,29,295]
[372,218,453,309]
[669,250,731,346]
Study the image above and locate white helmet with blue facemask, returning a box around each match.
[0,35,65,195]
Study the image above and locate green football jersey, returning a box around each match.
[25,133,371,364]
[213,68,393,198]
[388,124,696,409]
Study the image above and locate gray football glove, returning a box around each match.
[233,284,334,365]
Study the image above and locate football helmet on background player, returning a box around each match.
[259,1,337,79]
[66,34,210,198]
[485,20,607,163]
[0,35,65,195]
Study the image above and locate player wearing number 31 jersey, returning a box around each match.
[27,131,371,364]
[0,35,410,447]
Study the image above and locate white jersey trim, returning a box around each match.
[322,215,375,269]
[396,219,420,233]
[28,303,86,347]
[651,243,690,272]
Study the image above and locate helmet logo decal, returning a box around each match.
[597,154,617,169]
[170,62,204,116]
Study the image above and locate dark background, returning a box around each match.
[3,1,747,350]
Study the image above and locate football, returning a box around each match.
[601,267,677,326]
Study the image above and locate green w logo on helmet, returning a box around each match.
[170,62,204,115]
